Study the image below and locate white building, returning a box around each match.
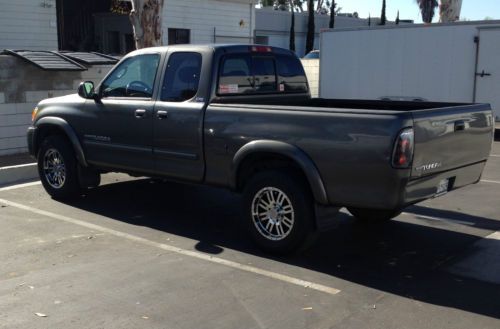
[0,0,256,53]
[255,8,412,57]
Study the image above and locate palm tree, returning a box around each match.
[416,0,438,23]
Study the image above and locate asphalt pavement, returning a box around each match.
[0,143,499,329]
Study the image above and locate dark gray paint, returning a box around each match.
[28,44,494,213]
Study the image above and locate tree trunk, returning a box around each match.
[305,0,315,54]
[129,0,165,49]
[329,1,335,28]
[289,2,295,52]
[440,0,462,22]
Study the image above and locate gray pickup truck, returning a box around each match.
[27,44,494,253]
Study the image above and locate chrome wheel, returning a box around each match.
[43,148,66,189]
[251,187,295,241]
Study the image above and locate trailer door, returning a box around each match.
[476,28,500,121]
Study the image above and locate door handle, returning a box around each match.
[157,110,168,119]
[135,109,147,118]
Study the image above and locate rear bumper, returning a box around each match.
[402,160,486,206]
[27,126,37,158]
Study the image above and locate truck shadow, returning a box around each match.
[63,178,500,319]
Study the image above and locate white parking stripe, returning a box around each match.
[403,212,475,226]
[490,154,500,158]
[0,197,341,296]
[0,162,37,170]
[0,181,41,192]
[481,179,500,184]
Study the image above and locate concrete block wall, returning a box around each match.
[0,56,113,156]
[301,59,320,98]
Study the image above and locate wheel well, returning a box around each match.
[35,125,67,156]
[236,153,310,193]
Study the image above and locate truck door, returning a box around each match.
[475,28,500,121]
[152,51,205,182]
[83,53,161,172]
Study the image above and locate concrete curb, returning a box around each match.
[0,163,38,187]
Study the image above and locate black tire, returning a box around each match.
[37,135,81,199]
[242,170,317,254]
[347,207,401,222]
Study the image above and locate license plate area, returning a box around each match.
[435,178,452,197]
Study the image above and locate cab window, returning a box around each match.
[161,52,202,102]
[101,54,160,98]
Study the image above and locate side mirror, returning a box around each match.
[78,81,98,100]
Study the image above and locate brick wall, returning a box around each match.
[0,55,112,156]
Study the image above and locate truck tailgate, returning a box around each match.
[411,104,493,179]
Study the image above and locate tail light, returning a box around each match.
[392,128,414,168]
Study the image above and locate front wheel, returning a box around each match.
[37,135,81,199]
[242,170,316,254]
[347,207,402,222]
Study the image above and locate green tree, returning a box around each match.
[379,0,386,25]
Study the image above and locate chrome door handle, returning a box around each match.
[135,109,146,118]
[157,110,168,119]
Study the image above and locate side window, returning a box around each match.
[276,55,308,93]
[218,55,253,94]
[101,54,160,98]
[161,52,202,102]
[253,57,277,92]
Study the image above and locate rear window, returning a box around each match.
[217,54,308,96]
[276,55,308,93]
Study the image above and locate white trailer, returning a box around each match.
[319,21,500,121]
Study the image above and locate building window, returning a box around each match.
[168,28,190,45]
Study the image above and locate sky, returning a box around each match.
[335,0,500,23]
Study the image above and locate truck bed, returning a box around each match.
[206,98,494,209]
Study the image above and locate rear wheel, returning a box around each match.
[243,170,316,254]
[37,135,80,199]
[347,207,401,222]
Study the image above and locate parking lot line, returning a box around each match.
[0,197,341,296]
[490,154,500,158]
[0,181,41,191]
[481,179,500,184]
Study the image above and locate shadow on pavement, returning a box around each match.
[62,178,500,319]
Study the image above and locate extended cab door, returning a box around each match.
[152,51,205,181]
[82,53,161,172]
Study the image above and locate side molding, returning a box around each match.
[34,116,88,167]
[231,140,329,205]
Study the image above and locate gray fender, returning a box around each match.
[231,140,329,205]
[34,116,88,167]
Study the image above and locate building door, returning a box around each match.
[475,28,500,121]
